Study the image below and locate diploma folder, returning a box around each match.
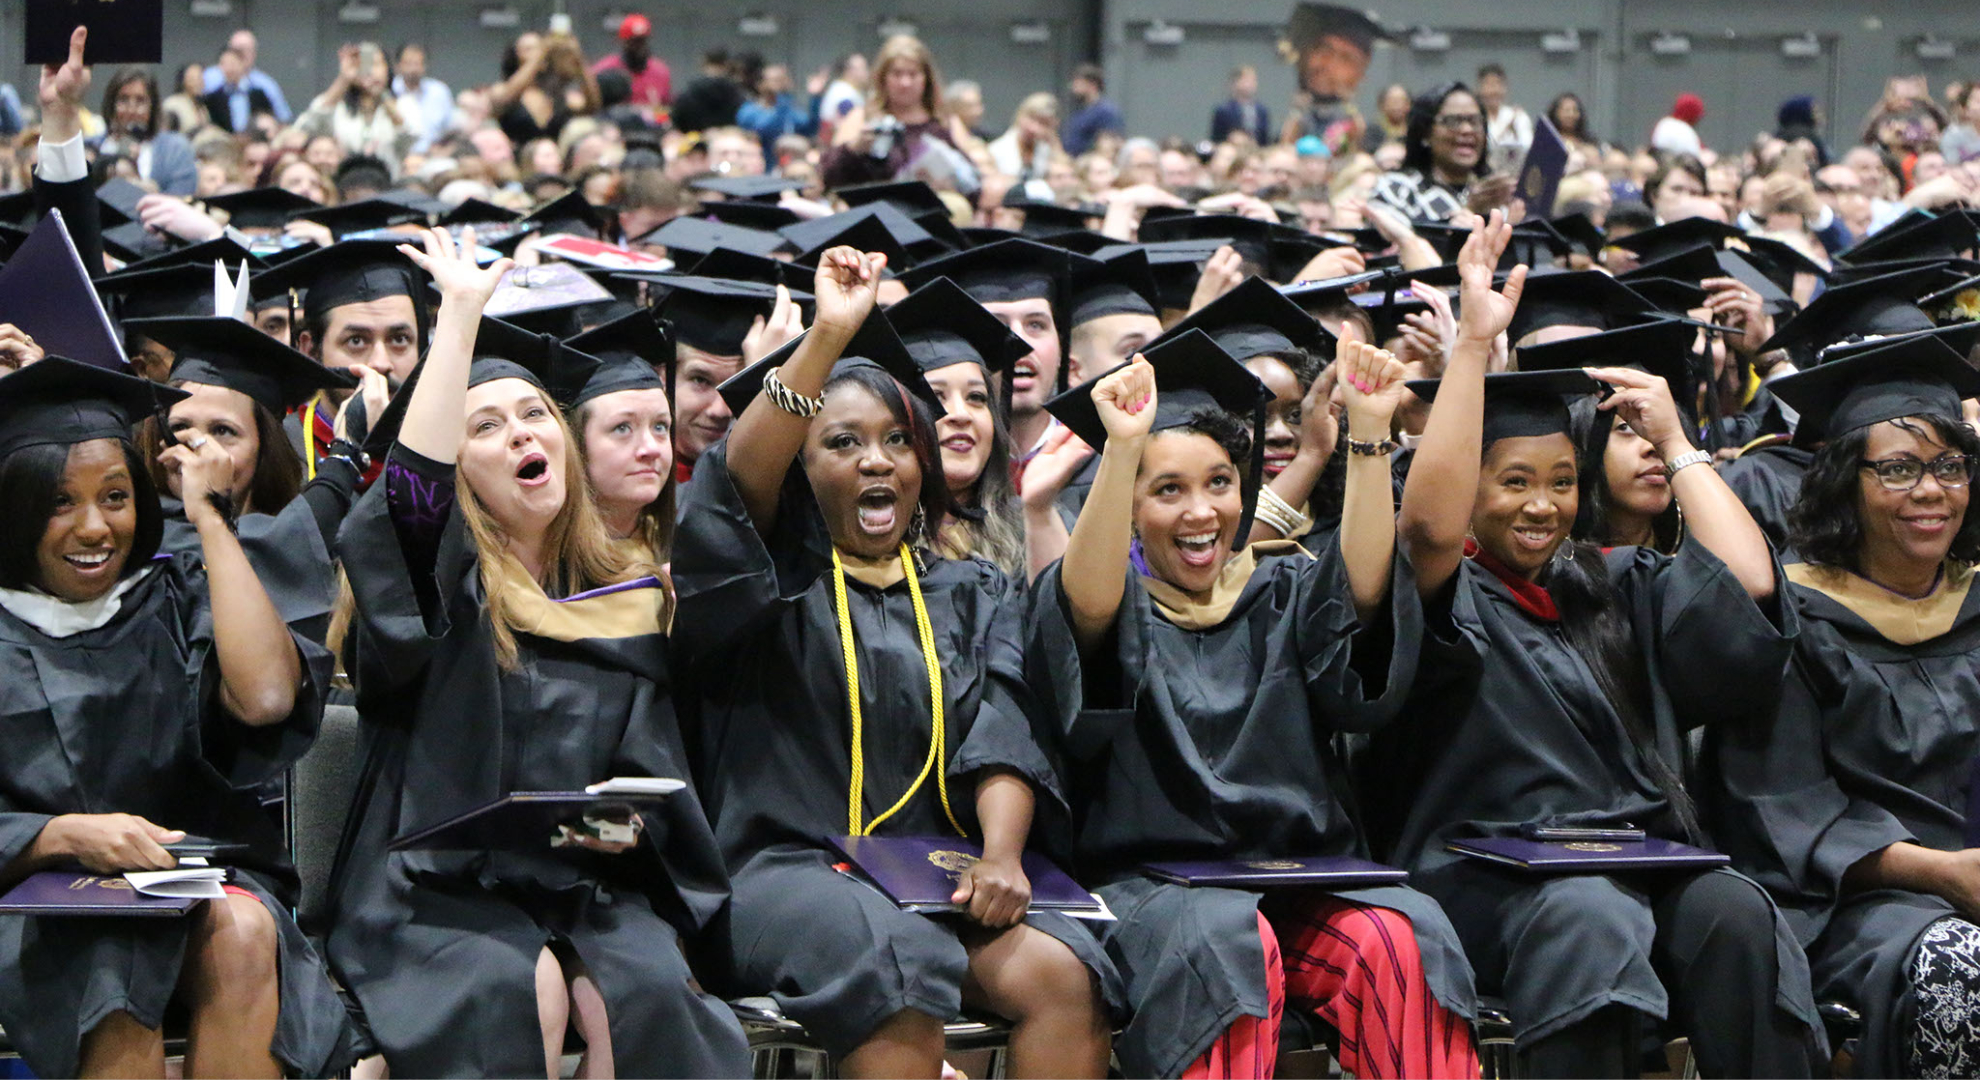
[0,871,201,917]
[1141,855,1409,888]
[388,781,685,852]
[829,835,1105,915]
[27,0,165,65]
[1447,836,1730,873]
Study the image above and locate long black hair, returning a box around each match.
[1401,82,1490,181]
[1789,414,1980,572]
[1568,396,1682,552]
[798,364,949,552]
[0,440,164,591]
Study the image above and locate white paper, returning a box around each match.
[585,777,685,796]
[126,859,227,899]
[1062,892,1118,922]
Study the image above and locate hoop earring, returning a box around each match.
[909,504,928,546]
[1553,539,1577,567]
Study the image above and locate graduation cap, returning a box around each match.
[689,247,820,292]
[897,237,1086,306]
[94,177,147,228]
[690,174,808,203]
[1277,268,1389,309]
[114,236,262,277]
[1550,213,1607,260]
[1033,228,1126,257]
[887,277,1030,377]
[125,315,356,413]
[1839,211,1979,268]
[961,225,1019,247]
[248,239,428,328]
[1507,270,1660,344]
[646,275,783,355]
[1100,238,1232,311]
[782,204,941,264]
[290,197,431,239]
[522,190,613,240]
[205,187,321,232]
[1756,264,1946,358]
[1284,3,1392,55]
[639,215,795,260]
[1155,276,1333,363]
[565,308,673,409]
[1417,219,1568,270]
[1002,198,1102,239]
[0,355,188,458]
[1047,328,1275,545]
[1136,214,1320,281]
[1922,273,1980,319]
[1070,248,1162,328]
[1512,318,1696,395]
[1733,234,1828,287]
[481,262,616,339]
[1605,218,1748,265]
[439,198,523,226]
[699,200,803,231]
[100,220,180,264]
[98,262,226,321]
[468,317,604,405]
[1618,243,1723,289]
[1769,333,1980,444]
[0,214,127,371]
[836,180,950,220]
[715,307,933,417]
[1407,369,1604,445]
[1714,250,1794,313]
[789,213,910,276]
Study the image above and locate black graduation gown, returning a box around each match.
[1025,540,1475,1078]
[1718,445,1811,556]
[1705,569,1980,1078]
[156,492,340,640]
[0,554,354,1079]
[326,448,748,1078]
[1364,544,1823,1049]
[672,442,1124,1058]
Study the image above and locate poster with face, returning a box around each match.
[1282,3,1390,152]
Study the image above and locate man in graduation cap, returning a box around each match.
[640,273,796,482]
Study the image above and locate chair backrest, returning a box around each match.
[291,703,363,927]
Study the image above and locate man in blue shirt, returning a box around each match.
[392,43,454,153]
[200,29,291,124]
[1061,63,1124,156]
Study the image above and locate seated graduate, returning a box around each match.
[1030,327,1477,1079]
[1705,332,1980,1079]
[1375,212,1825,1077]
[672,247,1119,1079]
[562,309,679,556]
[326,229,748,1079]
[886,276,1032,578]
[0,358,352,1078]
[1515,320,1698,555]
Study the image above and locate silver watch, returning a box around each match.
[1664,448,1712,477]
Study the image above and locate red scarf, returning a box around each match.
[675,459,694,484]
[1464,538,1560,622]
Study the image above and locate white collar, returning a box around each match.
[0,565,156,638]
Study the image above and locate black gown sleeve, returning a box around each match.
[183,557,336,788]
[947,563,1068,809]
[333,445,477,692]
[32,174,102,276]
[1024,562,1138,763]
[670,441,822,664]
[1293,534,1426,733]
[1620,541,1798,729]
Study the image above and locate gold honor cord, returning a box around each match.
[834,544,966,838]
[301,390,323,480]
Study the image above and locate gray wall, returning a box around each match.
[0,0,1099,139]
[1104,0,1980,155]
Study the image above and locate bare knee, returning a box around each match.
[187,893,279,995]
[970,926,1099,1020]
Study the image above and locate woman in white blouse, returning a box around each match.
[295,43,415,173]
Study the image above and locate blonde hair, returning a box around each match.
[869,35,946,118]
[1011,91,1058,128]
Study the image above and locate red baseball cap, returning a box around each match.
[619,13,652,40]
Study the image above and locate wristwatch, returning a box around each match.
[1664,449,1712,477]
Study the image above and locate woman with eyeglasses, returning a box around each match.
[1369,83,1503,224]
[1705,334,1980,1079]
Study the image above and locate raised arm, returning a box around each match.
[725,247,885,535]
[1061,358,1157,654]
[1397,211,1525,598]
[1019,424,1092,580]
[1587,365,1777,600]
[1335,338,1409,621]
[393,228,515,465]
[160,439,300,726]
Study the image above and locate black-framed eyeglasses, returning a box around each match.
[1859,454,1973,491]
[1434,113,1485,131]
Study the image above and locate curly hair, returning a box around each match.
[1788,415,1980,571]
[1401,83,1490,181]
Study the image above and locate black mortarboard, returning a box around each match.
[1314,225,1388,253]
[98,220,175,264]
[1922,273,1980,317]
[1550,213,1607,260]
[1002,198,1102,239]
[1714,250,1794,313]
[836,180,950,219]
[249,239,425,326]
[1047,328,1273,545]
[1620,276,1708,317]
[522,190,613,239]
[789,213,910,276]
[1032,229,1122,257]
[565,309,673,409]
[378,188,450,218]
[1606,218,1748,264]
[887,277,1029,377]
[1416,219,1568,270]
[690,247,819,292]
[128,315,357,413]
[1507,270,1660,343]
[645,275,782,355]
[1757,264,1945,358]
[1770,333,1980,443]
[897,237,1082,305]
[1136,214,1324,281]
[0,355,188,458]
[1277,268,1388,310]
[1408,369,1603,445]
[481,262,617,339]
[690,174,807,203]
[205,187,321,232]
[1070,248,1162,327]
[1285,3,1391,55]
[113,236,261,276]
[468,316,603,405]
[97,262,223,321]
[1512,318,1696,394]
[94,178,146,228]
[290,197,429,239]
[1839,210,1979,267]
[1104,238,1231,310]
[439,198,523,226]
[699,200,804,231]
[639,215,794,259]
[1618,243,1722,289]
[782,204,939,264]
[1155,276,1333,363]
[715,308,932,417]
[961,225,1019,247]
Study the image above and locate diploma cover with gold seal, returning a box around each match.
[830,835,1104,915]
